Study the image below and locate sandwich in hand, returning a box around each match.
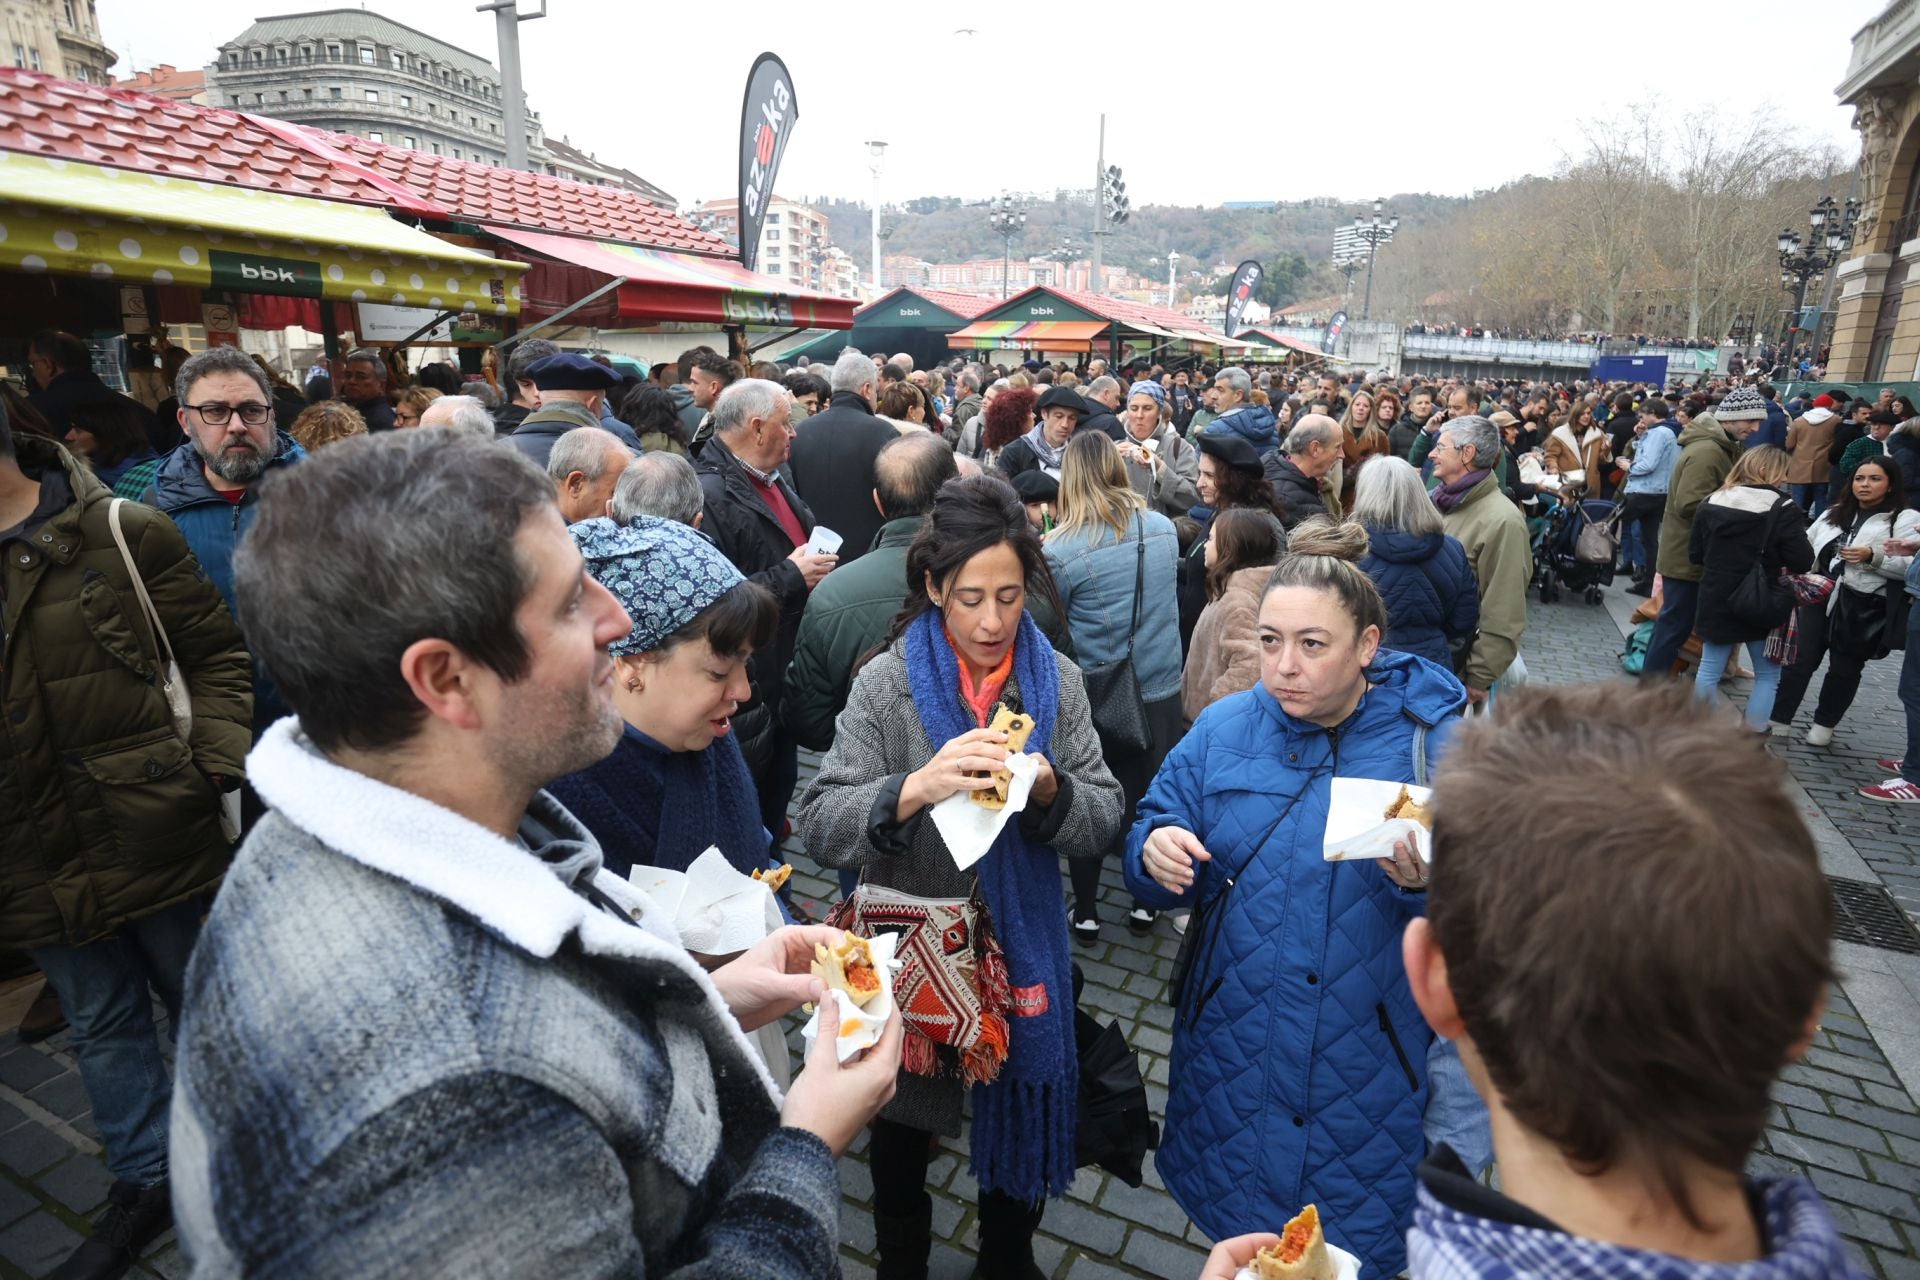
[1252,1204,1334,1280]
[811,932,883,1008]
[970,704,1034,810]
[752,864,793,892]
[1383,784,1433,830]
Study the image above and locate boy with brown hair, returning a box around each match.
[1400,682,1864,1278]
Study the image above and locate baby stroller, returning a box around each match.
[1534,494,1618,604]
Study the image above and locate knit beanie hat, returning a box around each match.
[1812,393,1838,410]
[570,515,744,656]
[1714,385,1768,422]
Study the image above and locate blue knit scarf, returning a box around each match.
[904,608,1078,1202]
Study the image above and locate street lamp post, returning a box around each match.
[1352,197,1399,322]
[987,194,1027,299]
[865,140,887,295]
[1777,194,1861,360]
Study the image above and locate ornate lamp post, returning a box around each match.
[987,194,1027,299]
[1778,194,1861,356]
[1352,197,1399,322]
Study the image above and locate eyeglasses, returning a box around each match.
[187,402,272,426]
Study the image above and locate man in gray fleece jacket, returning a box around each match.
[170,429,900,1278]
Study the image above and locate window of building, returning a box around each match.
[327,44,341,61]
[329,86,342,99]
[765,228,781,241]
[364,89,379,103]
[12,44,25,67]
[250,48,262,64]
[429,141,442,155]
[489,122,497,133]
[280,90,288,101]
[254,93,263,104]
[303,88,313,100]
[28,48,42,70]
[452,148,461,159]
[63,0,75,22]
[300,44,312,61]
[358,45,374,65]
[400,95,411,108]
[404,136,416,149]
[427,102,437,114]
[227,51,239,68]
[369,131,383,143]
[391,51,404,70]
[470,116,478,127]
[276,47,288,63]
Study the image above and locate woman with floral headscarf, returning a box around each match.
[1118,379,1201,517]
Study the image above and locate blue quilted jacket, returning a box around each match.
[1359,525,1480,671]
[1123,650,1465,1277]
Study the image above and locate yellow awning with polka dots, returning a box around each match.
[0,151,526,316]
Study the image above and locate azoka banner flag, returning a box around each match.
[737,53,799,275]
[1224,259,1263,338]
[1321,309,1349,355]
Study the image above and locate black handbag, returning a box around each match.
[1830,584,1894,661]
[1726,498,1795,633]
[1082,517,1152,753]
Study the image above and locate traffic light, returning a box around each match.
[1102,165,1130,226]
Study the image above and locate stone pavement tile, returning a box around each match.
[1120,1228,1209,1277]
[1768,1127,1867,1176]
[1097,1176,1189,1238]
[0,1175,37,1230]
[0,1097,26,1137]
[0,1047,61,1094]
[37,1154,112,1216]
[0,1209,83,1277]
[1037,1198,1126,1256]
[0,1119,79,1178]
[139,1241,190,1279]
[23,1072,90,1124]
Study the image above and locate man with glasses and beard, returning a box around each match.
[144,346,307,740]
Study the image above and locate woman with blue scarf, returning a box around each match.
[798,474,1124,1280]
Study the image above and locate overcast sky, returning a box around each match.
[99,0,1886,209]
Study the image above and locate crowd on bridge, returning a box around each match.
[3,324,1910,1279]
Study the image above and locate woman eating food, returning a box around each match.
[796,474,1123,1279]
[1124,516,1467,1279]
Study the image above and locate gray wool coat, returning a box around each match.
[795,639,1124,1135]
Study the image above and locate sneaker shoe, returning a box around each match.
[1767,722,1792,737]
[1860,777,1920,804]
[1878,758,1907,773]
[52,1179,172,1280]
[1127,906,1158,935]
[1071,913,1100,946]
[1805,724,1834,747]
[1170,911,1191,935]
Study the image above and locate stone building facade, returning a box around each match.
[1832,1,1920,380]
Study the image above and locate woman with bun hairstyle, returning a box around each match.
[1124,516,1468,1280]
[1181,507,1284,724]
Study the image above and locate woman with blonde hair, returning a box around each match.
[287,400,368,452]
[393,385,442,429]
[1044,431,1182,941]
[1688,445,1815,730]
[1124,514,1467,1279]
[1337,388,1392,509]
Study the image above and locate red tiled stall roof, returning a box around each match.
[315,130,732,255]
[0,68,426,210]
[893,288,998,320]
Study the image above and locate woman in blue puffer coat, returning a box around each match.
[1352,456,1479,671]
[1123,516,1467,1279]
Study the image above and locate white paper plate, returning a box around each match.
[1234,1242,1360,1280]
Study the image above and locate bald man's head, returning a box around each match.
[873,431,957,521]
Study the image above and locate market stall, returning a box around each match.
[947,287,1240,366]
[782,287,992,368]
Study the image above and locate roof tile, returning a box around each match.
[0,68,730,255]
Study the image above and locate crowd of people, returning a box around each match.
[0,322,1908,1280]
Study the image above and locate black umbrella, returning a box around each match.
[1071,965,1160,1187]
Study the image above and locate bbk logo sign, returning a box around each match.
[210,251,322,299]
[1029,306,1055,317]
[898,307,923,317]
[736,54,801,274]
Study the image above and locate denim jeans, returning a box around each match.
[1694,639,1782,730]
[1424,1036,1493,1175]
[1791,482,1828,519]
[1641,577,1701,679]
[1618,492,1666,580]
[1901,605,1920,786]
[29,896,207,1185]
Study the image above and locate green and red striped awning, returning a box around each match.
[485,224,856,329]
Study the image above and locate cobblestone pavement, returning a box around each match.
[0,583,1916,1279]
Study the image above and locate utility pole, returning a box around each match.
[866,141,888,297]
[1167,250,1179,309]
[478,0,545,172]
[1091,114,1104,293]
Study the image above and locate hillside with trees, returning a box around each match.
[800,104,1854,340]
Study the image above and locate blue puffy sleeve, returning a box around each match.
[1123,707,1215,912]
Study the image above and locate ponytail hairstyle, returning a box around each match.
[863,474,1064,667]
[1721,445,1790,491]
[1263,516,1387,641]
